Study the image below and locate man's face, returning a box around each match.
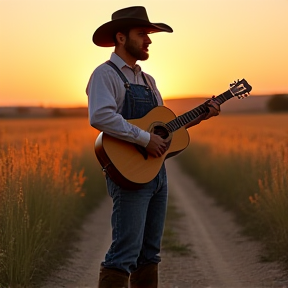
[124,27,152,61]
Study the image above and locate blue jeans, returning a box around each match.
[102,164,168,274]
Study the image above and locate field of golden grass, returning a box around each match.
[177,113,288,264]
[1,113,287,286]
[0,118,106,287]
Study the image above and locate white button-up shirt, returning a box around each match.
[87,53,163,147]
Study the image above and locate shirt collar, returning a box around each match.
[110,52,142,74]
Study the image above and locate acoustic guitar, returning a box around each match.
[95,79,252,189]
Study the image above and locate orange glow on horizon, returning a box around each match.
[0,0,287,107]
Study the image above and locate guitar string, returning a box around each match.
[166,90,234,132]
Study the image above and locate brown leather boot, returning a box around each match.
[130,263,158,288]
[98,265,129,288]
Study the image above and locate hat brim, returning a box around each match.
[93,18,173,47]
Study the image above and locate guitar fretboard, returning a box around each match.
[166,90,234,132]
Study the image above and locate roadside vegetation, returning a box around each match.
[176,113,288,265]
[0,118,106,287]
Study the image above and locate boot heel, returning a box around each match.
[130,263,158,288]
[98,265,129,288]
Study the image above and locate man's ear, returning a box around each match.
[115,32,126,45]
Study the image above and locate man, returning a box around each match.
[86,6,220,288]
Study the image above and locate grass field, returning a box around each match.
[1,113,287,286]
[0,118,106,287]
[176,113,288,264]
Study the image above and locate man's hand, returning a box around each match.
[204,96,220,120]
[145,133,167,157]
[184,96,221,129]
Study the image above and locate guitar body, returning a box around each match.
[95,106,190,189]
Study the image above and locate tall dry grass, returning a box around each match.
[0,118,106,287]
[176,113,288,263]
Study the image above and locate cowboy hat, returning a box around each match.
[92,6,173,47]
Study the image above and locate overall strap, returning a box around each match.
[142,72,158,93]
[141,72,161,105]
[141,72,150,87]
[106,60,130,87]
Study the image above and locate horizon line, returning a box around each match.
[0,93,285,109]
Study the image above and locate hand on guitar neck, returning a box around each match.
[204,96,221,119]
[184,96,221,129]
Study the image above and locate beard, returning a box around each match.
[124,37,149,61]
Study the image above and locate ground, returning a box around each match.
[43,159,288,288]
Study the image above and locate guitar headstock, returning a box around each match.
[230,79,252,99]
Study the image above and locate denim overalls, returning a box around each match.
[103,61,168,274]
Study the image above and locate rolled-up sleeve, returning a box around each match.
[87,65,150,147]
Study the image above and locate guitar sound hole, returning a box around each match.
[153,125,170,139]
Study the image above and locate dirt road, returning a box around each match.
[43,159,288,288]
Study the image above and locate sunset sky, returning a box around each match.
[0,0,287,107]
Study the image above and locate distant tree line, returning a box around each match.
[50,108,88,117]
[267,94,288,112]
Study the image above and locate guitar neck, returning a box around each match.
[165,90,234,132]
